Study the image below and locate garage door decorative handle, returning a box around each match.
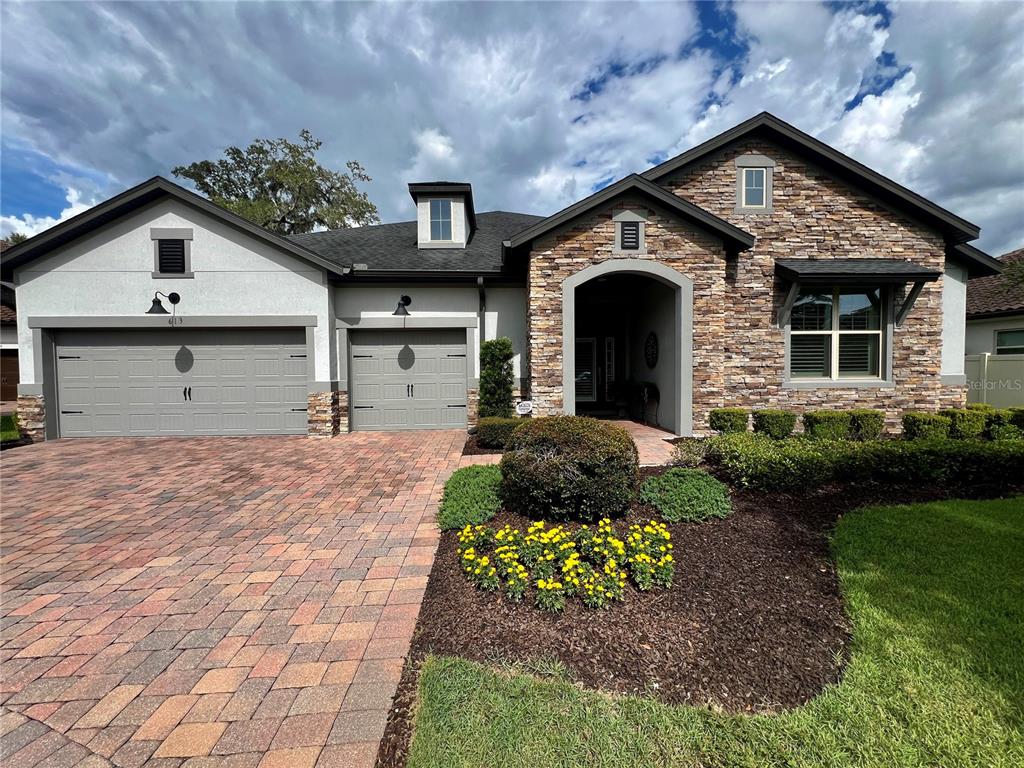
[183,386,187,402]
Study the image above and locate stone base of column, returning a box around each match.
[307,391,340,437]
[16,394,46,442]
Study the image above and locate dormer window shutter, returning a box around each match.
[620,221,641,251]
[157,240,186,274]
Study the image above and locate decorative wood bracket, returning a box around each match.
[778,281,800,327]
[895,281,925,327]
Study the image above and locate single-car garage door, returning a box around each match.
[349,329,467,430]
[55,329,308,437]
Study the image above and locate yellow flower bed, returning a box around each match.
[456,518,673,611]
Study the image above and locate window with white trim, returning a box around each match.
[789,287,885,380]
[429,199,452,241]
[741,168,767,208]
[995,329,1024,355]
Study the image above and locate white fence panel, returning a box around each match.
[965,353,1024,407]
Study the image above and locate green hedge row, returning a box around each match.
[705,433,1024,491]
[708,406,1024,441]
[437,465,502,530]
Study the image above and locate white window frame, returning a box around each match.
[994,328,1024,355]
[734,154,775,213]
[429,198,453,242]
[789,286,886,382]
[741,168,767,209]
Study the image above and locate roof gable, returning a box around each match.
[505,174,754,252]
[0,176,346,281]
[642,112,980,244]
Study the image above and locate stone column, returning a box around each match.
[467,387,479,429]
[307,391,340,437]
[337,390,350,433]
[16,394,45,442]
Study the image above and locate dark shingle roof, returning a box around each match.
[967,248,1024,318]
[289,211,544,273]
[774,258,941,283]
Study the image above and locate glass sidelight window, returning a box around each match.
[789,286,885,380]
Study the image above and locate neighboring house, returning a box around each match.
[964,247,1024,406]
[0,239,18,401]
[0,112,1002,441]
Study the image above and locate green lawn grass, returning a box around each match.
[407,497,1024,768]
[0,413,18,441]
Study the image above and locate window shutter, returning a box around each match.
[620,221,640,250]
[157,240,186,273]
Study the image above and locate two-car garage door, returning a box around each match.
[55,329,308,437]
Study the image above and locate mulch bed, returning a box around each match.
[462,434,503,456]
[377,478,1021,768]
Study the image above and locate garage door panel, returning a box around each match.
[349,329,467,431]
[55,329,307,437]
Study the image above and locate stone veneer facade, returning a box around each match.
[307,391,341,437]
[16,394,45,442]
[527,137,966,435]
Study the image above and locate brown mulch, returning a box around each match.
[462,434,503,456]
[376,479,1021,768]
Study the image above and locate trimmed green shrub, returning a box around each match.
[437,465,502,530]
[849,409,885,441]
[1010,408,1024,431]
[839,439,1024,486]
[671,438,709,468]
[902,412,951,440]
[966,402,995,412]
[640,468,731,523]
[705,432,1024,491]
[705,433,836,490]
[500,416,639,521]
[477,417,522,449]
[940,408,987,440]
[985,409,1023,441]
[752,410,796,439]
[803,410,852,440]
[479,337,515,418]
[709,408,748,434]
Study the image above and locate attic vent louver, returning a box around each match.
[620,221,641,251]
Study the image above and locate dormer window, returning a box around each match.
[430,199,453,241]
[409,182,474,249]
[735,154,775,213]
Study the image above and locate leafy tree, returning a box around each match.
[6,232,28,244]
[479,337,515,418]
[173,129,378,234]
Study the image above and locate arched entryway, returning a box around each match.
[561,259,693,435]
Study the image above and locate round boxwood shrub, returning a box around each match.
[709,408,748,434]
[803,410,852,440]
[966,402,995,412]
[849,409,885,441]
[640,468,731,523]
[499,416,639,521]
[752,409,796,439]
[671,438,708,467]
[476,416,523,449]
[985,409,1023,441]
[902,412,951,440]
[940,408,987,440]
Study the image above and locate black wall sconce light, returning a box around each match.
[147,291,182,325]
[393,295,412,316]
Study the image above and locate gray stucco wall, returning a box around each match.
[941,259,968,376]
[13,198,334,389]
[966,315,1024,355]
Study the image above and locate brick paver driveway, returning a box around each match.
[0,432,468,768]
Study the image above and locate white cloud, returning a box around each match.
[1,1,1020,253]
[0,185,96,239]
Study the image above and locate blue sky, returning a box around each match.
[2,1,1022,254]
